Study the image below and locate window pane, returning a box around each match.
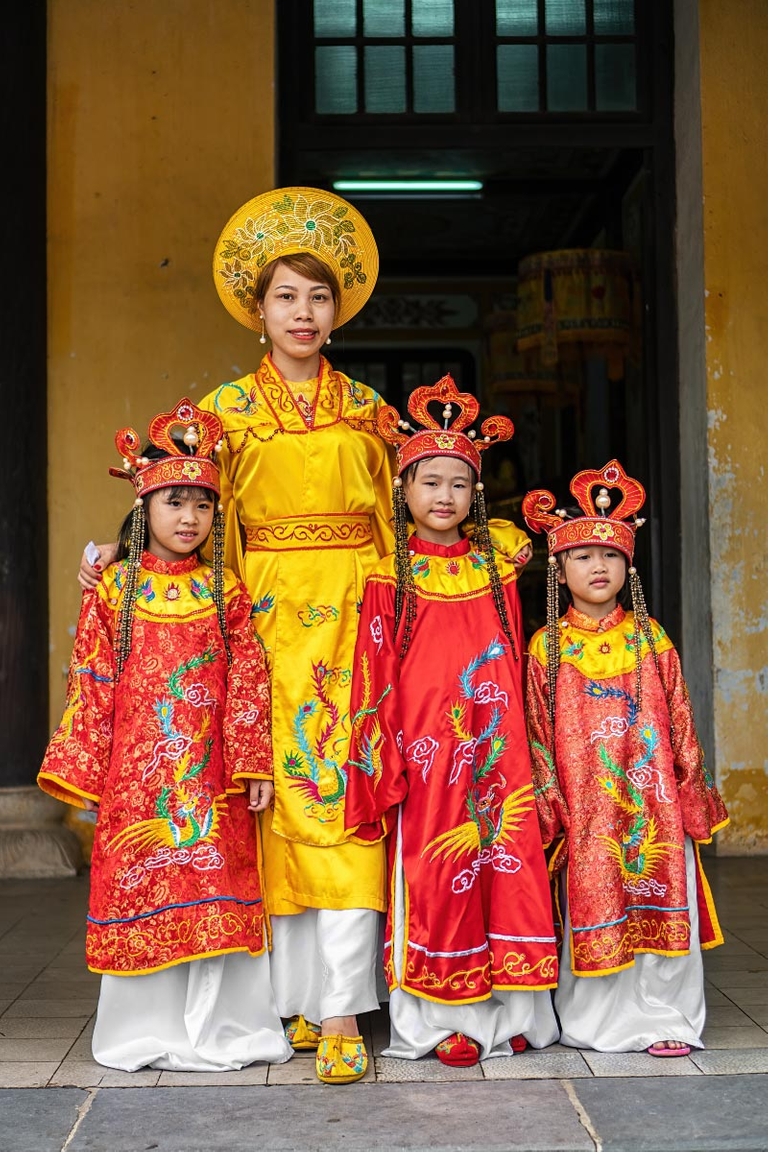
[547,44,587,110]
[412,0,454,36]
[315,46,358,113]
[365,46,406,112]
[364,0,405,37]
[595,44,636,110]
[594,0,635,34]
[497,45,539,111]
[496,0,538,36]
[545,0,586,35]
[413,46,455,112]
[314,0,356,38]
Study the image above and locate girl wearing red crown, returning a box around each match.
[523,463,729,1057]
[39,400,291,1073]
[344,376,559,1068]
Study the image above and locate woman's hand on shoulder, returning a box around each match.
[512,543,533,570]
[78,542,118,590]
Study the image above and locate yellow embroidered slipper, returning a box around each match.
[284,1015,322,1050]
[435,1032,481,1067]
[316,1034,368,1084]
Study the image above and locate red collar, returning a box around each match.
[141,551,200,576]
[408,534,471,559]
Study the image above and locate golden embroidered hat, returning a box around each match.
[109,398,223,499]
[522,459,646,561]
[378,374,515,476]
[213,186,379,331]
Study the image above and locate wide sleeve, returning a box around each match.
[344,576,408,842]
[488,517,532,564]
[37,588,116,808]
[525,648,569,849]
[657,645,729,842]
[223,583,273,790]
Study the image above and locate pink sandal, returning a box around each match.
[647,1042,691,1057]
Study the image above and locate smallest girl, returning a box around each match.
[38,398,291,1073]
[523,461,728,1057]
[344,376,559,1071]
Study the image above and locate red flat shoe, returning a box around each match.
[435,1032,480,1067]
[511,1034,528,1053]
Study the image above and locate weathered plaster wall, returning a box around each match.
[698,0,768,852]
[48,0,275,725]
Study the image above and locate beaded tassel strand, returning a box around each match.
[392,481,418,659]
[212,506,231,667]
[628,564,665,731]
[545,554,561,733]
[471,484,517,660]
[115,500,145,681]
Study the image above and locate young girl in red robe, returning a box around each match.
[523,461,728,1056]
[38,399,291,1072]
[344,376,559,1067]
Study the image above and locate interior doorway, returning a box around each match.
[277,0,677,636]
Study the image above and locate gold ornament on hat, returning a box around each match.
[213,187,379,331]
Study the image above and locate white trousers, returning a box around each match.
[556,838,706,1052]
[385,810,559,1061]
[92,951,293,1072]
[270,907,381,1023]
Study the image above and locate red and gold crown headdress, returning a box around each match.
[109,398,224,499]
[377,374,514,477]
[522,459,646,561]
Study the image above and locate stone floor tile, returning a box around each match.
[571,1074,768,1150]
[481,1049,592,1079]
[704,1005,756,1027]
[0,1062,59,1087]
[580,1050,701,1076]
[742,1006,768,1026]
[715,986,768,1006]
[0,1016,90,1039]
[2,998,96,1018]
[267,1058,324,1085]
[66,1083,594,1151]
[701,1024,768,1048]
[690,1047,768,1074]
[0,1037,75,1061]
[66,1033,96,1059]
[20,982,98,1003]
[703,953,768,971]
[0,983,33,999]
[49,1059,161,1087]
[706,969,768,989]
[375,1055,483,1081]
[158,1064,270,1086]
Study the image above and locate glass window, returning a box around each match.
[314,0,356,38]
[412,0,454,37]
[595,43,636,110]
[547,44,587,110]
[545,0,586,36]
[365,46,407,113]
[413,45,455,112]
[363,0,405,38]
[495,0,538,36]
[497,45,539,112]
[593,0,635,35]
[315,46,358,113]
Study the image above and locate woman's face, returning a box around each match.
[259,261,336,371]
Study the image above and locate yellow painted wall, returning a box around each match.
[48,0,275,724]
[699,1,768,851]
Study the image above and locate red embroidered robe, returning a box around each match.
[38,552,272,976]
[345,534,558,1005]
[526,604,729,977]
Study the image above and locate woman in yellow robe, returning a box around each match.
[202,189,393,1084]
